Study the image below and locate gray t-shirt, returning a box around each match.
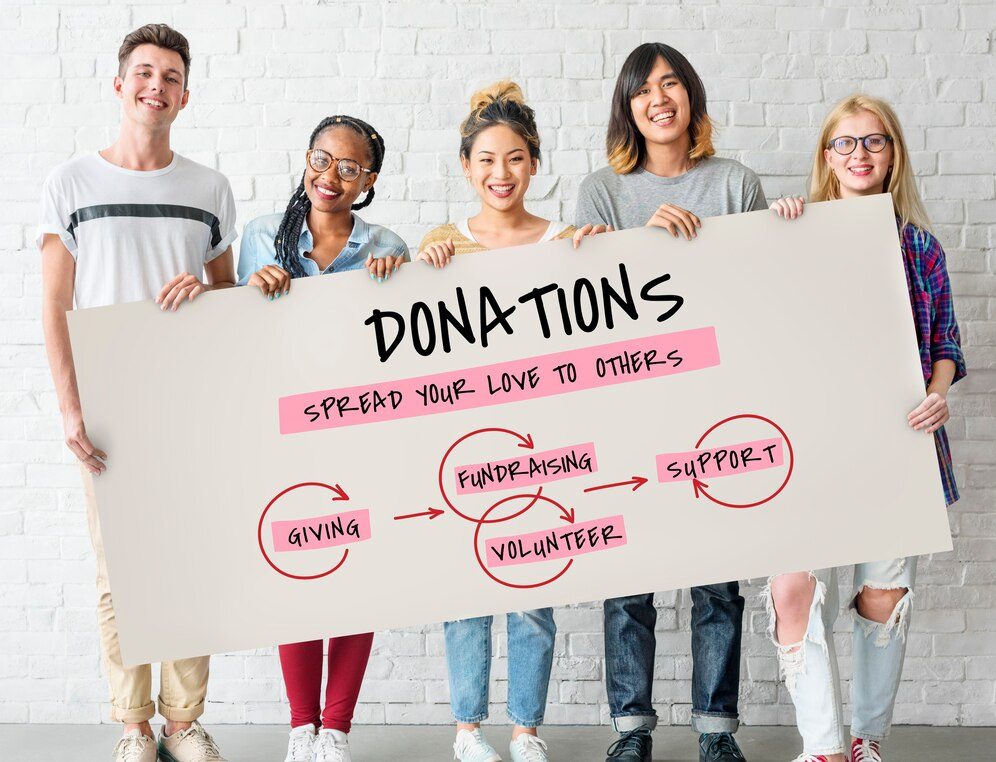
[574,156,767,230]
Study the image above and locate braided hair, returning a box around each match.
[274,115,386,278]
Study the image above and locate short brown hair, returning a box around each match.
[117,24,191,86]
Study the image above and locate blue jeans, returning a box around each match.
[444,609,556,727]
[604,583,744,734]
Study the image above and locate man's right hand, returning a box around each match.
[64,410,107,475]
[645,203,701,240]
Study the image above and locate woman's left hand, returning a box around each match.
[365,253,404,283]
[908,392,949,433]
[572,223,614,249]
[770,196,806,219]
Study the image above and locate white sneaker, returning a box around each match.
[509,734,548,762]
[454,728,502,762]
[112,729,157,762]
[157,720,227,761]
[314,728,351,762]
[284,723,316,762]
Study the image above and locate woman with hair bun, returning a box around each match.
[422,81,606,762]
[236,114,406,762]
[416,80,607,268]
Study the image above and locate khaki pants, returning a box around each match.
[82,468,209,723]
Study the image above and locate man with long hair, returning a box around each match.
[576,43,767,762]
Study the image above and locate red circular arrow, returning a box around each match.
[472,492,575,589]
[438,427,543,525]
[257,482,350,580]
[692,414,794,510]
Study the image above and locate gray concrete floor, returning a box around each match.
[2,724,993,761]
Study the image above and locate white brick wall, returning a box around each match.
[1,0,993,727]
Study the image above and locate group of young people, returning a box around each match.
[38,23,964,762]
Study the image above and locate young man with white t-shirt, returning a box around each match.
[38,24,234,762]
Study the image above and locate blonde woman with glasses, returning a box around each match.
[766,94,965,762]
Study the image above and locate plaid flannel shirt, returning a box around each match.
[900,222,966,506]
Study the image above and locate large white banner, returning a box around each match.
[68,194,951,666]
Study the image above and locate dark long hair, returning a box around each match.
[606,43,715,174]
[274,115,385,278]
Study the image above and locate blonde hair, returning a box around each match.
[459,80,540,161]
[810,94,931,234]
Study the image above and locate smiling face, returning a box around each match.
[305,127,376,215]
[114,43,188,130]
[630,56,692,153]
[823,110,894,198]
[461,124,536,212]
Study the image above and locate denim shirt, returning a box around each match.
[236,212,409,285]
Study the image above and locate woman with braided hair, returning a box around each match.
[237,114,407,303]
[237,116,403,762]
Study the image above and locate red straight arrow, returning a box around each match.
[393,507,445,521]
[583,475,648,494]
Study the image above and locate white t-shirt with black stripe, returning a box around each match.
[36,152,237,309]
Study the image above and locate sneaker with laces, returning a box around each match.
[157,720,227,761]
[789,755,832,762]
[605,726,652,761]
[454,728,502,762]
[314,728,351,762]
[700,732,747,761]
[112,729,157,762]
[851,738,882,761]
[284,723,317,762]
[509,734,549,762]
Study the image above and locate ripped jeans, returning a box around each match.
[765,557,916,756]
[444,609,556,727]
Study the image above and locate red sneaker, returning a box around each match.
[851,738,882,761]
[789,756,833,762]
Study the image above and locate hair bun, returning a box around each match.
[469,80,525,113]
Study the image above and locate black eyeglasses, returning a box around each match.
[827,133,893,155]
[306,149,372,182]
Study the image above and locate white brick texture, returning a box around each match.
[1,0,993,727]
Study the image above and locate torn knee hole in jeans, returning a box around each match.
[851,584,912,648]
[776,640,806,694]
[763,574,827,695]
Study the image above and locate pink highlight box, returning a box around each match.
[271,508,372,552]
[485,515,627,568]
[279,327,720,434]
[656,438,784,483]
[454,442,598,495]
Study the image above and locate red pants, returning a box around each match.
[278,633,374,733]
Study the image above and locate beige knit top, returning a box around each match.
[417,219,576,257]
